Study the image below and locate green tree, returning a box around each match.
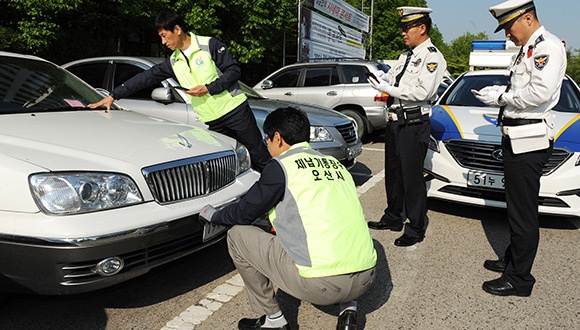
[443,32,489,76]
[566,49,580,83]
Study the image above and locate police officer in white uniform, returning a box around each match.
[367,7,447,247]
[475,0,567,296]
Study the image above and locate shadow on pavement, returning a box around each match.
[275,239,390,329]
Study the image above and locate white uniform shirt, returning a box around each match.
[386,38,447,108]
[502,26,567,122]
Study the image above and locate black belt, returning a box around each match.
[501,118,542,126]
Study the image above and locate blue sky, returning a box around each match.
[426,0,578,51]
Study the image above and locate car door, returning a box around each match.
[298,66,344,109]
[110,61,191,124]
[258,67,301,103]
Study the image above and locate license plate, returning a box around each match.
[202,223,227,242]
[467,171,505,190]
[347,143,363,160]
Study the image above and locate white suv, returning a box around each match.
[0,52,259,295]
[254,60,390,139]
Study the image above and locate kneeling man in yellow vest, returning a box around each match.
[200,107,377,330]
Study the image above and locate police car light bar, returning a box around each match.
[471,40,506,51]
[469,40,519,70]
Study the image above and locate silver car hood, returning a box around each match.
[247,97,349,126]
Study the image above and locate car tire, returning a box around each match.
[341,109,367,140]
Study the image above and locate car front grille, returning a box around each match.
[142,151,236,204]
[336,122,358,144]
[444,139,572,175]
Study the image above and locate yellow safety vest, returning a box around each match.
[269,142,377,278]
[170,34,247,122]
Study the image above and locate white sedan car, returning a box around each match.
[425,69,580,217]
[0,52,259,295]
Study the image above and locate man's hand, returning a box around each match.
[369,76,393,94]
[199,204,217,223]
[187,85,210,97]
[88,95,114,110]
[474,85,506,106]
[374,70,388,82]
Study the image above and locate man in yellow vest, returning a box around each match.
[88,11,269,172]
[200,107,377,330]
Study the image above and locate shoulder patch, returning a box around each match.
[534,54,549,70]
[428,46,438,53]
[426,62,438,73]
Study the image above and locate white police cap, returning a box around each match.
[489,0,535,32]
[396,6,433,28]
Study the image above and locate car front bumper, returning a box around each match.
[0,213,226,295]
[424,147,580,217]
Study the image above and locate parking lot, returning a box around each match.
[0,135,578,330]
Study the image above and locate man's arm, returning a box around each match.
[110,58,175,100]
[211,160,285,226]
[204,37,243,95]
[89,58,175,110]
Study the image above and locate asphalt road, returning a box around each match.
[1,134,578,330]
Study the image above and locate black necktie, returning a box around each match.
[387,50,413,107]
[497,46,524,126]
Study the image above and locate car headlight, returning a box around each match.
[30,173,142,215]
[310,126,333,142]
[428,135,440,153]
[236,142,252,174]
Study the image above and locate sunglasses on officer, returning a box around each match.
[400,23,423,33]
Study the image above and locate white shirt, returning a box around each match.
[502,26,567,121]
[386,38,447,108]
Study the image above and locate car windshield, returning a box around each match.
[0,56,113,114]
[440,73,580,113]
[240,81,265,100]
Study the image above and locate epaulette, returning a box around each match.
[534,35,544,46]
[427,46,437,53]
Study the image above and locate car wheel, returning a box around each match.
[341,109,367,140]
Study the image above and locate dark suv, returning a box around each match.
[254,59,391,139]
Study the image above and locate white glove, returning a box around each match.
[481,85,507,93]
[374,70,388,82]
[199,204,217,223]
[474,85,506,106]
[369,76,393,94]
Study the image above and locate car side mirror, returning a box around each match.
[260,80,274,90]
[96,88,111,97]
[151,87,175,104]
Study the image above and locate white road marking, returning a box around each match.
[161,274,245,329]
[362,147,384,152]
[357,169,385,197]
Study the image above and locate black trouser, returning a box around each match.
[501,137,552,291]
[383,119,431,237]
[206,101,270,172]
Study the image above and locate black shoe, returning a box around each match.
[394,234,423,247]
[484,258,507,273]
[367,219,403,231]
[482,277,532,297]
[238,315,290,330]
[336,310,357,330]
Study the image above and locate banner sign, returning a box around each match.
[300,39,358,62]
[306,8,365,59]
[306,0,369,32]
